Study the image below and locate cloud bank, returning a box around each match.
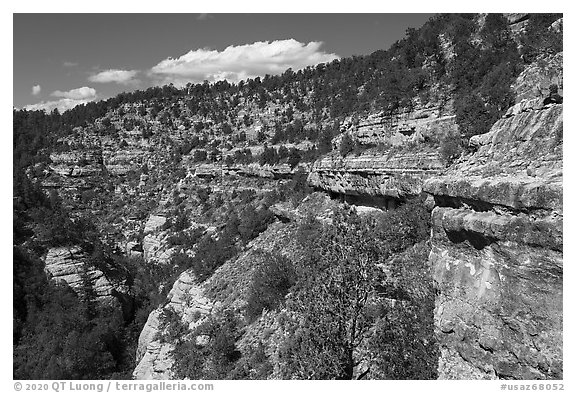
[51,86,97,100]
[25,86,98,113]
[150,39,339,86]
[32,85,41,95]
[89,69,139,85]
[21,39,338,111]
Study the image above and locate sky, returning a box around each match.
[13,13,434,112]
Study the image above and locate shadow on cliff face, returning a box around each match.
[445,229,497,250]
[325,189,404,210]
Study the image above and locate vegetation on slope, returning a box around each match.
[167,199,436,380]
[13,13,562,379]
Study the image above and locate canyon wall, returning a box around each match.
[308,103,453,206]
[338,102,456,147]
[423,49,563,379]
[308,150,444,203]
[44,246,126,304]
[424,98,563,379]
[306,49,563,379]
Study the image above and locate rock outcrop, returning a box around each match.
[44,246,118,301]
[307,100,455,207]
[142,232,175,265]
[194,162,310,180]
[424,96,563,379]
[44,147,105,193]
[513,53,563,104]
[133,270,213,380]
[102,141,151,176]
[143,214,167,235]
[308,149,444,207]
[49,150,103,177]
[337,103,457,148]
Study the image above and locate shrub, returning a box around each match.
[287,148,301,169]
[439,133,462,165]
[246,252,296,320]
[173,208,190,231]
[279,169,312,206]
[520,14,563,62]
[237,206,275,244]
[339,133,356,157]
[172,310,241,379]
[193,149,207,162]
[367,242,438,379]
[189,230,236,282]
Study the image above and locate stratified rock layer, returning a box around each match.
[308,102,454,205]
[44,246,117,301]
[337,102,457,148]
[424,100,563,379]
[308,150,444,202]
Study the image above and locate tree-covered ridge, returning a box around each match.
[15,14,562,172]
[14,14,562,173]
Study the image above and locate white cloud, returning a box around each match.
[88,69,139,85]
[24,98,94,113]
[31,85,41,95]
[51,86,97,100]
[63,61,78,67]
[149,39,339,86]
[25,86,98,113]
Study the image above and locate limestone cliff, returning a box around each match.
[44,144,105,193]
[337,102,456,148]
[308,149,444,207]
[44,246,123,303]
[195,162,310,180]
[307,99,454,206]
[306,47,563,379]
[133,270,213,380]
[424,96,562,379]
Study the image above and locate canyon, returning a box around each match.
[14,13,563,381]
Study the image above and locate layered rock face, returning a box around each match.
[338,103,457,147]
[308,103,453,206]
[308,150,444,206]
[513,53,563,104]
[45,148,104,192]
[101,138,152,176]
[424,97,563,379]
[44,246,118,301]
[194,162,310,180]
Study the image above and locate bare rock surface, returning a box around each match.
[133,270,213,380]
[143,214,167,235]
[424,89,563,379]
[308,149,444,200]
[338,104,457,148]
[44,246,117,300]
[307,100,455,204]
[513,53,563,104]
